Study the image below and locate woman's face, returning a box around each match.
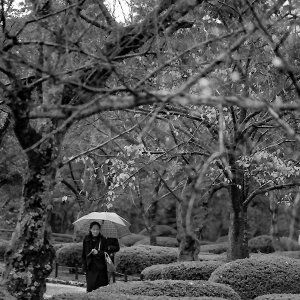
[90,224,101,237]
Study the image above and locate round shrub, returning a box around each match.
[200,243,228,254]
[138,225,177,237]
[209,256,300,300]
[56,243,82,267]
[0,239,9,260]
[115,245,178,274]
[119,234,145,247]
[134,236,178,247]
[141,261,225,281]
[268,251,300,259]
[278,237,300,251]
[248,235,274,253]
[254,294,300,300]
[198,252,227,262]
[98,280,241,299]
[50,291,228,300]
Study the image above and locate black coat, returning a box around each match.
[82,233,108,292]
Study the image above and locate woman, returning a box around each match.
[82,221,109,292]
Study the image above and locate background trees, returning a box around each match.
[1,0,300,298]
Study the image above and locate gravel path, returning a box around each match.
[44,283,86,299]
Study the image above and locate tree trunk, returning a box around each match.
[269,192,281,251]
[227,160,249,261]
[3,158,56,299]
[177,197,200,261]
[227,205,249,260]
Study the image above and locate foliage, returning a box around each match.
[141,261,225,281]
[254,295,300,300]
[119,234,145,247]
[49,291,229,300]
[98,280,241,299]
[209,256,300,300]
[200,243,228,254]
[0,239,9,260]
[248,235,274,253]
[115,245,178,274]
[56,243,82,267]
[134,237,178,247]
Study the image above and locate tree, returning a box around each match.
[1,0,300,298]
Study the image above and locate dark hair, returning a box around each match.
[89,221,101,229]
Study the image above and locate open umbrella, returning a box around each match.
[73,212,131,239]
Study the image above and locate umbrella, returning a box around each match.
[73,212,131,239]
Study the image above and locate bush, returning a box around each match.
[138,225,177,237]
[216,236,228,243]
[98,280,241,299]
[141,261,225,281]
[119,234,145,247]
[209,256,300,300]
[200,243,228,254]
[254,295,300,300]
[0,239,9,260]
[277,237,300,251]
[198,253,227,262]
[248,235,274,253]
[268,251,300,259]
[56,243,82,267]
[115,245,178,274]
[50,291,228,300]
[53,243,70,252]
[134,237,178,247]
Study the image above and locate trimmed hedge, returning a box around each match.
[198,252,227,262]
[209,256,300,300]
[268,250,300,259]
[98,280,241,299]
[138,225,177,237]
[277,237,300,251]
[141,261,225,281]
[200,243,228,254]
[56,243,82,267]
[119,234,145,247]
[115,245,178,274]
[0,239,9,260]
[134,236,178,247]
[50,292,228,300]
[248,235,274,253]
[254,295,300,300]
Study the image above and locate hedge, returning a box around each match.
[268,251,300,259]
[49,292,229,300]
[254,295,300,300]
[248,235,300,254]
[134,236,178,247]
[56,243,82,267]
[115,245,178,274]
[141,261,225,281]
[0,239,9,260]
[119,234,145,247]
[198,252,227,262]
[200,243,228,254]
[138,225,177,237]
[248,235,274,253]
[98,280,241,299]
[209,256,300,300]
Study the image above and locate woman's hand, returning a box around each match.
[91,249,98,255]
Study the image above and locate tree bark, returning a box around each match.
[227,160,249,260]
[3,158,56,299]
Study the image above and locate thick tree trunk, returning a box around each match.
[269,192,281,251]
[227,159,249,261]
[227,205,249,260]
[3,159,56,299]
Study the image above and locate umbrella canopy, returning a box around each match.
[73,212,131,239]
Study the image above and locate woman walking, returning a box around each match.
[82,221,109,292]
